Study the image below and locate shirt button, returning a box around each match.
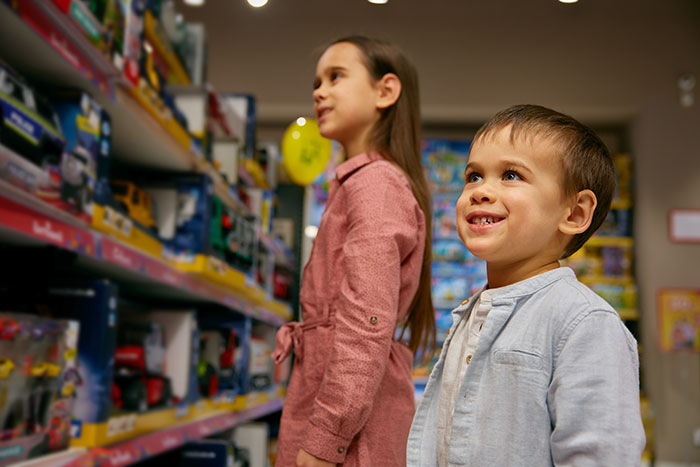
[466,354,472,364]
[337,446,345,453]
[369,316,378,325]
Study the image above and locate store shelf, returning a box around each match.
[579,275,636,286]
[0,0,267,217]
[14,389,285,467]
[0,0,118,98]
[610,199,632,210]
[586,235,634,248]
[0,179,292,325]
[143,10,191,85]
[617,309,640,321]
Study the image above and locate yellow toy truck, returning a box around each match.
[109,180,157,231]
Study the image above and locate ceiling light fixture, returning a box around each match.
[184,0,204,6]
[248,0,268,7]
[368,0,389,4]
[558,0,579,3]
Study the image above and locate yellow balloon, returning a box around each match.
[281,118,332,186]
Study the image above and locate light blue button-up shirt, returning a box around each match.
[407,267,645,466]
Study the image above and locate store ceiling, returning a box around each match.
[175,0,700,126]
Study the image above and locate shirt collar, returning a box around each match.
[455,267,576,313]
[335,152,381,183]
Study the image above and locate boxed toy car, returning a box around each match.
[0,61,65,203]
[197,314,251,398]
[0,312,80,466]
[113,308,199,409]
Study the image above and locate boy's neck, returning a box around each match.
[486,260,561,289]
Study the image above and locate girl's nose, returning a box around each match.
[313,84,326,102]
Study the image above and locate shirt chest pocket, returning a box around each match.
[493,349,545,371]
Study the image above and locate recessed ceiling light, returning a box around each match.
[369,0,388,4]
[559,0,579,3]
[248,0,268,7]
[184,0,204,6]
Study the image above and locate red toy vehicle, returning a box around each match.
[0,318,22,340]
[111,322,173,412]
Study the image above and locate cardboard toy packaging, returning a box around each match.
[0,312,80,466]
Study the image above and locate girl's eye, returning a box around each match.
[465,172,482,183]
[503,170,521,181]
[331,72,341,81]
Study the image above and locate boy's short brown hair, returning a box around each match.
[472,104,616,258]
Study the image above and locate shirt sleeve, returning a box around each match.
[301,164,424,463]
[548,310,646,466]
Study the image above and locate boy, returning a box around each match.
[407,105,645,466]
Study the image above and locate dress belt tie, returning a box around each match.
[271,317,330,365]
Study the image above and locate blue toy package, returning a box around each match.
[51,92,112,214]
[421,138,471,194]
[169,174,213,254]
[431,261,487,310]
[432,192,461,241]
[597,208,632,237]
[141,439,234,467]
[432,238,474,263]
[45,279,119,427]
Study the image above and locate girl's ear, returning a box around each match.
[559,189,597,235]
[376,73,402,110]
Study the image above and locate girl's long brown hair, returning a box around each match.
[331,36,436,360]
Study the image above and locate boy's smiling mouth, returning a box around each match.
[467,213,505,226]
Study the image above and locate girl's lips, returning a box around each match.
[316,107,331,122]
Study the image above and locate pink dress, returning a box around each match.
[272,152,426,466]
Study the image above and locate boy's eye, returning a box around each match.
[465,172,482,183]
[503,170,521,181]
[331,71,341,81]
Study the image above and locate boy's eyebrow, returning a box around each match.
[464,159,534,175]
[500,159,533,174]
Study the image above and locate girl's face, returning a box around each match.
[313,42,382,157]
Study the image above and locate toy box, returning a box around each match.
[44,280,119,439]
[198,314,251,398]
[0,313,79,466]
[220,94,256,161]
[0,61,65,202]
[431,261,486,310]
[51,91,112,217]
[140,439,235,467]
[113,309,199,410]
[421,138,471,194]
[147,174,213,255]
[432,193,461,240]
[249,324,276,392]
[205,195,258,276]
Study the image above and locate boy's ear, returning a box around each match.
[375,73,401,110]
[559,189,597,235]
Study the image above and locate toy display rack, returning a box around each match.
[0,0,254,221]
[0,175,292,325]
[13,387,286,467]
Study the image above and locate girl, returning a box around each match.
[271,36,435,467]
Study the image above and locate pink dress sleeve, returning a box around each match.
[301,163,423,461]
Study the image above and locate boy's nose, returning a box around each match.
[470,186,494,204]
